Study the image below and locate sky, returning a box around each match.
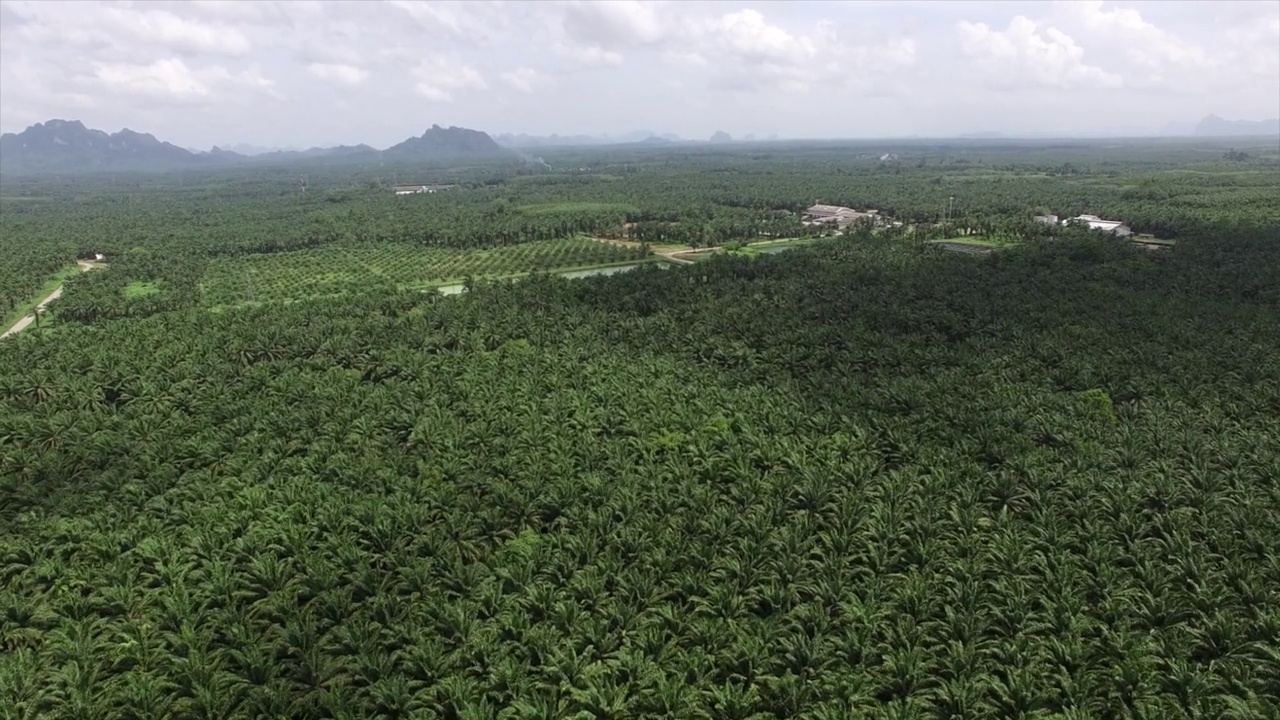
[1,0,1278,149]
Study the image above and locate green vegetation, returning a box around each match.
[200,238,645,306]
[517,201,637,215]
[927,237,1017,249]
[729,237,826,256]
[0,139,1278,718]
[122,281,162,299]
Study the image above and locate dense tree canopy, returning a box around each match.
[1,139,1278,718]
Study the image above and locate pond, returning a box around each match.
[432,262,668,295]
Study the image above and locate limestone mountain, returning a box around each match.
[1193,114,1280,137]
[382,124,512,162]
[709,130,733,143]
[1,120,513,175]
[0,119,207,174]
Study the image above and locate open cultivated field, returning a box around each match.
[200,238,645,306]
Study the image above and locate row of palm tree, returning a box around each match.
[2,228,1277,717]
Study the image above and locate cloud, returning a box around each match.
[560,0,665,47]
[548,0,673,68]
[958,16,1123,90]
[1063,0,1210,70]
[1,0,1276,147]
[500,67,544,93]
[814,20,918,94]
[411,58,487,102]
[713,10,816,68]
[663,51,709,70]
[94,58,212,99]
[386,0,510,44]
[553,41,624,67]
[117,7,252,56]
[682,8,915,96]
[307,62,369,86]
[7,2,252,58]
[91,58,280,105]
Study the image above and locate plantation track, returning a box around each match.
[0,261,100,339]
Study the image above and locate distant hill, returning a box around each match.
[709,131,733,143]
[0,120,514,175]
[495,130,684,148]
[495,133,602,148]
[216,142,297,156]
[0,119,209,174]
[383,125,511,162]
[242,144,380,163]
[1193,114,1280,137]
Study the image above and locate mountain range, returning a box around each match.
[0,120,514,175]
[6,114,1277,176]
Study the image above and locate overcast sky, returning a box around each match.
[1,0,1277,149]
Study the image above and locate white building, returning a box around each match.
[1067,214,1132,236]
[1033,214,1059,225]
[394,184,456,195]
[803,204,877,229]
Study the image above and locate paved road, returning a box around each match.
[1,261,98,340]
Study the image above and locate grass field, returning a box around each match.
[927,236,1017,249]
[200,238,644,306]
[733,237,827,256]
[1,264,80,333]
[123,281,162,299]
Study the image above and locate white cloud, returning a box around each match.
[1064,0,1210,70]
[549,0,674,68]
[182,0,268,22]
[713,10,816,67]
[553,41,624,67]
[6,2,253,58]
[116,7,252,56]
[411,58,487,102]
[500,67,544,93]
[94,58,212,99]
[959,16,1123,90]
[91,58,280,104]
[308,62,369,86]
[815,20,919,94]
[386,0,509,44]
[663,51,709,69]
[560,0,666,47]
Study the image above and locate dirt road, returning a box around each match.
[588,237,719,265]
[1,261,99,340]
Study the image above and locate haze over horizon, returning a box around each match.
[1,0,1278,149]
